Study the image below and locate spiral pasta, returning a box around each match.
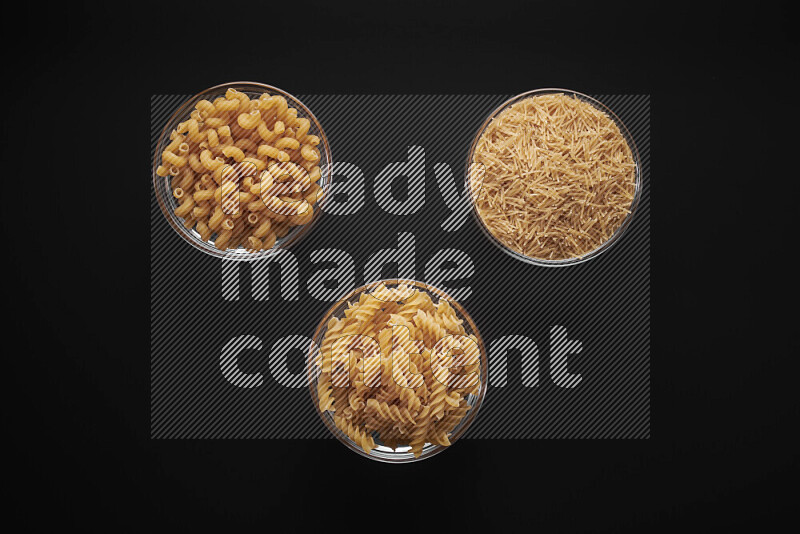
[314,283,483,457]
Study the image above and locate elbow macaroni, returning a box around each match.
[157,87,324,252]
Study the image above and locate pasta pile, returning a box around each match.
[314,284,483,457]
[471,93,636,260]
[155,88,325,252]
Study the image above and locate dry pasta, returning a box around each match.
[471,93,636,260]
[157,88,325,252]
[313,283,483,457]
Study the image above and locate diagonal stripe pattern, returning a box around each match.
[151,94,650,439]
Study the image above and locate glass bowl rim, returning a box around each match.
[307,278,489,463]
[465,87,643,267]
[151,81,333,262]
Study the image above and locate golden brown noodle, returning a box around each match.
[471,93,636,260]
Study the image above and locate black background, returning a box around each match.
[2,0,796,531]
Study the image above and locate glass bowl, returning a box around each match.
[152,81,332,261]
[307,279,489,463]
[465,88,642,267]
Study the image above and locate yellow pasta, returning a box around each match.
[192,205,211,219]
[208,206,224,230]
[186,119,205,143]
[185,153,202,174]
[234,138,258,154]
[199,149,224,171]
[196,220,212,242]
[192,189,214,202]
[300,144,319,162]
[196,99,215,117]
[241,156,267,171]
[237,110,261,129]
[205,117,226,129]
[272,95,288,120]
[162,150,186,168]
[221,145,245,162]
[214,99,239,112]
[256,144,290,162]
[295,118,310,140]
[245,236,262,251]
[206,129,219,148]
[156,87,326,252]
[164,134,183,153]
[274,137,300,151]
[214,229,233,249]
[314,283,482,457]
[174,196,194,218]
[177,169,194,191]
[252,218,272,238]
[256,119,284,142]
[225,88,250,109]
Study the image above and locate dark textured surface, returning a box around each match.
[6,1,796,530]
[151,94,650,439]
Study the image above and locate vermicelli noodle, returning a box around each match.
[471,93,636,260]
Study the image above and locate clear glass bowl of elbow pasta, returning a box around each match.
[308,279,489,463]
[466,88,642,267]
[152,82,332,260]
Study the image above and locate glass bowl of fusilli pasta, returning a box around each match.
[308,280,489,463]
[152,81,332,261]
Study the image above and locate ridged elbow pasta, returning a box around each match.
[206,129,219,148]
[196,100,215,117]
[314,283,482,457]
[156,87,325,252]
[162,150,187,168]
[295,118,310,140]
[256,120,284,142]
[237,110,261,129]
[300,144,320,162]
[256,144,290,162]
[205,118,226,129]
[186,119,205,143]
[214,99,239,112]
[199,149,224,171]
[221,145,245,162]
[241,157,267,171]
[274,137,300,151]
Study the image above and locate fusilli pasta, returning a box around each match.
[314,283,483,458]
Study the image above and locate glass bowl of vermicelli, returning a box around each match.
[466,88,642,267]
[152,81,332,261]
[308,280,489,463]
